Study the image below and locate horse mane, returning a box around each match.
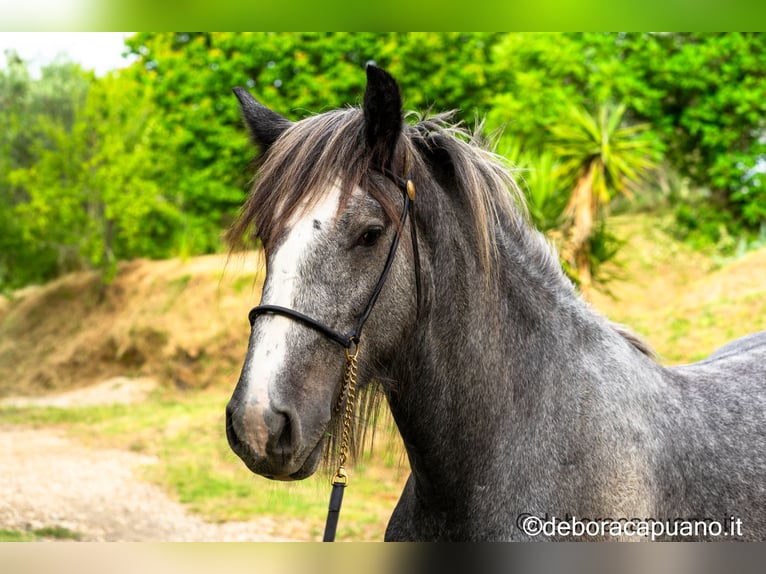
[610,321,657,359]
[405,112,530,274]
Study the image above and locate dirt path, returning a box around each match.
[0,426,293,541]
[0,378,294,542]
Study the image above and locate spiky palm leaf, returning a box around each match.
[550,103,657,289]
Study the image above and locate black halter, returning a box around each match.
[247,169,421,349]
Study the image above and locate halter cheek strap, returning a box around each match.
[247,170,421,349]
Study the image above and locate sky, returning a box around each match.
[0,32,137,77]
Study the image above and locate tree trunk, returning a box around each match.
[563,162,596,291]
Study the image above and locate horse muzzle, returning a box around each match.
[225,398,323,480]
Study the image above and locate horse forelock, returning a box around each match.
[227,108,401,255]
[227,106,532,278]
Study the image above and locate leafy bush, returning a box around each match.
[4,33,766,292]
[487,32,766,248]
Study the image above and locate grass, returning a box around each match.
[652,291,766,364]
[230,274,259,295]
[0,527,82,542]
[0,386,407,541]
[0,529,36,542]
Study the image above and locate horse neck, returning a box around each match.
[384,196,662,509]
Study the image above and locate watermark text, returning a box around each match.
[515,512,743,540]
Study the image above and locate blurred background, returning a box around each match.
[1,32,765,542]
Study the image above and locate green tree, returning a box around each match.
[9,73,176,287]
[0,54,91,289]
[633,33,766,247]
[3,34,505,290]
[121,32,503,255]
[487,33,766,249]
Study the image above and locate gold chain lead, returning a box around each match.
[332,343,359,485]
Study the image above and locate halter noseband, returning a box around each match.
[247,169,421,349]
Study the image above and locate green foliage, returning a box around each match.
[623,33,766,248]
[549,103,659,203]
[3,33,766,291]
[487,33,766,248]
[0,526,82,541]
[499,102,657,287]
[487,33,596,151]
[7,71,177,286]
[31,526,83,540]
[118,33,503,256]
[0,54,91,289]
[500,140,567,232]
[586,220,625,285]
[0,529,36,541]
[549,103,657,288]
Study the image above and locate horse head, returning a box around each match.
[225,66,420,480]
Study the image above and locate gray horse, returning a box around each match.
[225,65,766,541]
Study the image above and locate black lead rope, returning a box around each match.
[322,479,346,541]
[248,170,419,542]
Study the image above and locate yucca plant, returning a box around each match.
[498,138,568,233]
[519,150,569,233]
[550,103,658,290]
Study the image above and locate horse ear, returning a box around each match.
[363,65,403,168]
[232,87,292,150]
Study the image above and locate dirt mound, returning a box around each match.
[3,219,764,395]
[0,253,263,398]
[589,214,766,363]
[679,248,766,309]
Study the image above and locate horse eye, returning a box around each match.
[357,227,383,247]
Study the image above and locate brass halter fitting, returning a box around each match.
[406,179,416,201]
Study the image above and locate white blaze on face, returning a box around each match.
[242,184,343,445]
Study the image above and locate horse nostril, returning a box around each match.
[278,415,293,454]
[226,397,301,471]
[264,407,296,458]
